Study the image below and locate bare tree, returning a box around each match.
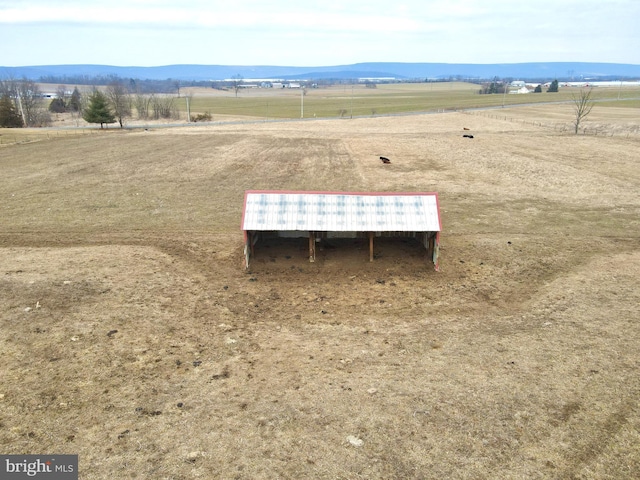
[231,74,243,97]
[106,80,132,128]
[150,94,178,120]
[572,88,595,134]
[0,77,50,126]
[17,79,39,126]
[134,93,152,120]
[19,79,50,126]
[56,85,67,101]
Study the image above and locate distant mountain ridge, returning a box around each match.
[2,62,640,82]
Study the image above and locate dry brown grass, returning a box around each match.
[1,106,639,479]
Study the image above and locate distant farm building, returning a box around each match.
[242,191,442,270]
[358,77,397,83]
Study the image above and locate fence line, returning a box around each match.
[460,110,638,138]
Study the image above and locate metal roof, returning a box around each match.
[242,191,441,232]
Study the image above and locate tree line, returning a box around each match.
[38,75,202,94]
[0,76,596,132]
[0,77,183,128]
[78,81,184,128]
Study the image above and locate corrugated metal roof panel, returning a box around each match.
[242,191,441,232]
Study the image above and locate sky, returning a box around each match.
[1,0,639,67]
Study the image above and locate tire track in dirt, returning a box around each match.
[552,398,638,479]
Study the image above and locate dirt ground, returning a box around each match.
[1,108,639,479]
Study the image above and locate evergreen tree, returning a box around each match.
[0,94,24,127]
[547,79,559,93]
[69,87,82,112]
[49,97,66,113]
[83,90,115,128]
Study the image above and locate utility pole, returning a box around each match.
[16,92,26,126]
[618,80,622,100]
[350,85,353,119]
[502,80,508,108]
[301,87,304,119]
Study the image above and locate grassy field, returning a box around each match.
[1,93,639,479]
[183,82,640,120]
[3,82,637,146]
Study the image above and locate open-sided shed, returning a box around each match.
[242,190,442,270]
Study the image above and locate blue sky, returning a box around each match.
[1,0,638,67]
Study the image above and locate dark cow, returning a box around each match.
[380,156,391,164]
[463,134,474,139]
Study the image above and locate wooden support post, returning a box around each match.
[433,232,440,272]
[309,232,315,262]
[369,232,374,262]
[244,231,252,269]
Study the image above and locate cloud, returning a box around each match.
[1,0,638,66]
[1,2,423,33]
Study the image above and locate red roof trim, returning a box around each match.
[434,193,443,232]
[241,192,250,237]
[244,190,439,197]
